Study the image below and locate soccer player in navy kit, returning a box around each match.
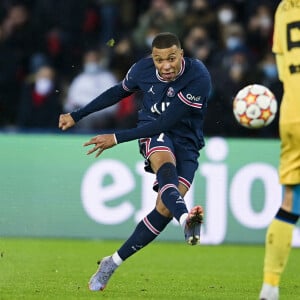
[59,32,212,291]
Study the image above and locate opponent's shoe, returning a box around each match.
[184,205,204,245]
[259,283,279,300]
[88,256,118,291]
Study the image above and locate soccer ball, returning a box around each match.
[233,84,278,129]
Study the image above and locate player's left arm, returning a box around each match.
[83,97,193,157]
[84,76,211,157]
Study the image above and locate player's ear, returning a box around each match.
[180,49,184,57]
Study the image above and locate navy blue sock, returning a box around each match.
[156,162,188,222]
[117,209,171,261]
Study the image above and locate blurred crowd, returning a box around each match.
[0,0,282,137]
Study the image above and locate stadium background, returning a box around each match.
[2,0,299,246]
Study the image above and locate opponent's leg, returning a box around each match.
[88,208,172,291]
[259,185,300,300]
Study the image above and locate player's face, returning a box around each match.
[152,45,183,81]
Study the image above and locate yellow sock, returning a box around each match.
[263,218,294,286]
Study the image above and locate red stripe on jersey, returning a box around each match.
[178,92,203,109]
[143,216,160,235]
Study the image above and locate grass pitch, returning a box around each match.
[0,238,299,300]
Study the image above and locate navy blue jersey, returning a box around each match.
[121,57,211,149]
[71,56,211,150]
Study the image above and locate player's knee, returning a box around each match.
[292,185,300,215]
[149,152,175,173]
[283,185,300,216]
[157,162,177,179]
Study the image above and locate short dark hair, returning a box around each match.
[152,32,181,49]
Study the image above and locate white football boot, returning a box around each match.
[88,256,118,291]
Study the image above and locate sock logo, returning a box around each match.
[131,244,143,252]
[176,196,185,204]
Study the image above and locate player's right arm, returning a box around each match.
[71,83,132,122]
[58,113,76,131]
[58,83,131,130]
[58,62,141,130]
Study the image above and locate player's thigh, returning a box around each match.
[139,134,175,174]
[279,123,300,185]
[149,151,176,174]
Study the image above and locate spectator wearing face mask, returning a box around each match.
[222,23,246,52]
[213,22,251,68]
[17,64,62,129]
[216,2,237,26]
[64,48,118,131]
[259,53,279,86]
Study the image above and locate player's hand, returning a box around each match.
[83,134,117,157]
[58,113,75,131]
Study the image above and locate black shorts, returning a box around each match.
[139,133,200,192]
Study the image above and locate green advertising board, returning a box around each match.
[0,133,299,245]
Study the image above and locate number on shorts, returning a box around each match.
[157,133,165,142]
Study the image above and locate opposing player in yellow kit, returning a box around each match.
[259,1,300,300]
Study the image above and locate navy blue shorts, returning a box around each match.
[139,133,200,192]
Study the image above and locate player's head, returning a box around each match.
[151,32,183,82]
[152,32,181,49]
